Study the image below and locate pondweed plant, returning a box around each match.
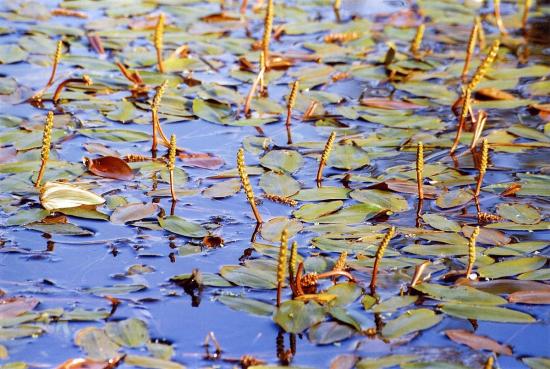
[285,80,299,144]
[237,148,262,224]
[475,139,489,197]
[416,142,424,201]
[410,23,425,56]
[369,226,396,291]
[32,40,62,101]
[450,87,472,155]
[168,134,177,202]
[243,52,265,117]
[522,0,531,35]
[263,193,297,207]
[35,111,54,188]
[470,110,487,149]
[466,226,480,277]
[316,131,336,185]
[467,39,500,91]
[262,0,274,65]
[52,74,92,103]
[461,19,479,83]
[333,0,341,22]
[475,16,486,50]
[288,240,298,285]
[151,80,169,152]
[154,13,165,73]
[494,0,507,35]
[276,228,288,307]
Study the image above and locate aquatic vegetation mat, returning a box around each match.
[0,0,549,368]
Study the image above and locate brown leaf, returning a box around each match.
[85,156,134,180]
[469,280,550,294]
[202,235,224,248]
[501,183,522,197]
[200,12,241,23]
[475,88,515,101]
[509,291,550,304]
[178,152,224,170]
[110,203,158,224]
[445,329,513,355]
[361,98,424,110]
[0,297,39,319]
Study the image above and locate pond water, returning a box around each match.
[0,0,549,369]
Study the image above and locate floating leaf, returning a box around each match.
[293,201,343,222]
[381,308,442,339]
[508,291,550,305]
[496,203,541,225]
[216,295,274,316]
[421,213,461,232]
[259,172,301,197]
[85,156,134,180]
[350,189,409,212]
[110,203,158,224]
[308,321,354,345]
[260,217,303,242]
[477,257,547,279]
[414,283,506,305]
[40,182,105,211]
[444,329,512,355]
[273,300,326,334]
[123,355,185,369]
[260,150,304,174]
[371,296,417,313]
[0,297,39,319]
[158,216,207,238]
[74,327,120,360]
[440,303,536,323]
[105,318,149,347]
[202,178,241,199]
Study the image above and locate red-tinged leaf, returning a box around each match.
[178,152,224,169]
[200,12,241,22]
[445,329,513,355]
[56,356,123,369]
[360,98,424,110]
[509,291,550,304]
[0,297,39,319]
[0,146,16,164]
[85,156,134,180]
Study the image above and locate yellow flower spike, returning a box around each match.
[450,87,472,155]
[237,148,262,224]
[521,0,531,35]
[33,40,63,101]
[151,80,169,152]
[52,75,93,104]
[410,23,425,55]
[316,131,336,185]
[289,240,298,283]
[35,112,54,187]
[475,17,486,50]
[468,39,500,92]
[475,139,489,197]
[494,0,507,35]
[154,13,165,73]
[333,251,347,272]
[285,80,299,144]
[466,226,480,277]
[259,50,266,95]
[168,134,177,202]
[416,142,424,201]
[262,0,274,65]
[483,356,494,369]
[369,226,396,290]
[263,193,297,207]
[276,228,288,307]
[461,19,479,83]
[333,0,341,22]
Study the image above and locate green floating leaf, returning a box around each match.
[6,208,49,226]
[124,354,185,369]
[259,172,301,197]
[202,178,241,199]
[414,283,506,305]
[293,201,343,222]
[356,355,418,369]
[260,150,304,174]
[436,189,473,209]
[75,327,120,360]
[105,318,150,348]
[216,295,274,316]
[158,216,207,238]
[315,203,385,224]
[79,128,150,142]
[496,203,541,225]
[350,189,409,212]
[523,357,550,369]
[440,303,536,323]
[273,300,326,334]
[293,187,350,201]
[421,213,461,232]
[371,295,417,313]
[260,217,303,242]
[0,325,44,340]
[477,257,547,279]
[381,308,442,339]
[308,321,354,345]
[327,144,370,170]
[325,283,362,306]
[220,260,277,289]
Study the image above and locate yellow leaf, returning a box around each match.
[40,182,105,211]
